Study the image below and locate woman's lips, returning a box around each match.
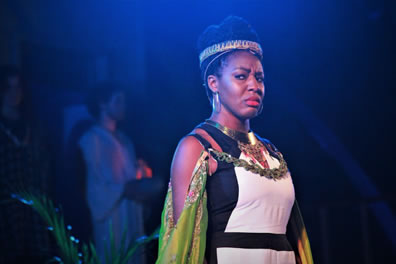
[245,98,260,107]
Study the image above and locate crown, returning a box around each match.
[199,40,262,66]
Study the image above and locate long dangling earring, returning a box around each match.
[212,92,221,113]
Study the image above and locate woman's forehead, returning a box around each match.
[224,51,263,71]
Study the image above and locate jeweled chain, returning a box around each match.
[209,148,288,180]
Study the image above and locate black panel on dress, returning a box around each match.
[195,123,242,263]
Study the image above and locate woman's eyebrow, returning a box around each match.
[233,66,251,73]
[233,67,264,75]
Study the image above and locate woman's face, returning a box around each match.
[211,50,265,120]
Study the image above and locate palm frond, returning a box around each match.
[12,191,159,264]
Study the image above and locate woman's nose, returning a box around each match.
[247,77,264,95]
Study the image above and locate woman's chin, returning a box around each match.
[239,108,259,120]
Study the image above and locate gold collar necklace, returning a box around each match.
[204,120,258,145]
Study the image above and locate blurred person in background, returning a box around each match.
[0,65,53,263]
[79,81,148,264]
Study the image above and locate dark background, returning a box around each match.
[1,0,395,263]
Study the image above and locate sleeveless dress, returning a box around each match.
[193,123,296,264]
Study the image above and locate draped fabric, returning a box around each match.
[156,151,209,264]
[287,201,314,264]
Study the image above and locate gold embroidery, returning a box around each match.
[185,151,208,208]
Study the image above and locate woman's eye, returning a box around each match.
[235,74,246,80]
[256,76,264,83]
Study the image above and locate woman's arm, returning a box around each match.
[170,135,205,223]
[171,129,221,223]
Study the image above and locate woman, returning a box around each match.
[157,17,313,264]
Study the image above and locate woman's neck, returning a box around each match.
[209,111,250,133]
[1,104,20,121]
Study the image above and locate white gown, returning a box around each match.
[79,126,145,264]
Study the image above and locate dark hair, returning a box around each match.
[0,65,21,101]
[197,16,261,103]
[85,81,125,118]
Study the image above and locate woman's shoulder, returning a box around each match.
[171,125,216,169]
[171,133,207,183]
[175,122,213,151]
[174,133,206,160]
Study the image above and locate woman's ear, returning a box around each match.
[207,75,218,93]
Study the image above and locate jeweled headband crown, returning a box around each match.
[199,40,263,67]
